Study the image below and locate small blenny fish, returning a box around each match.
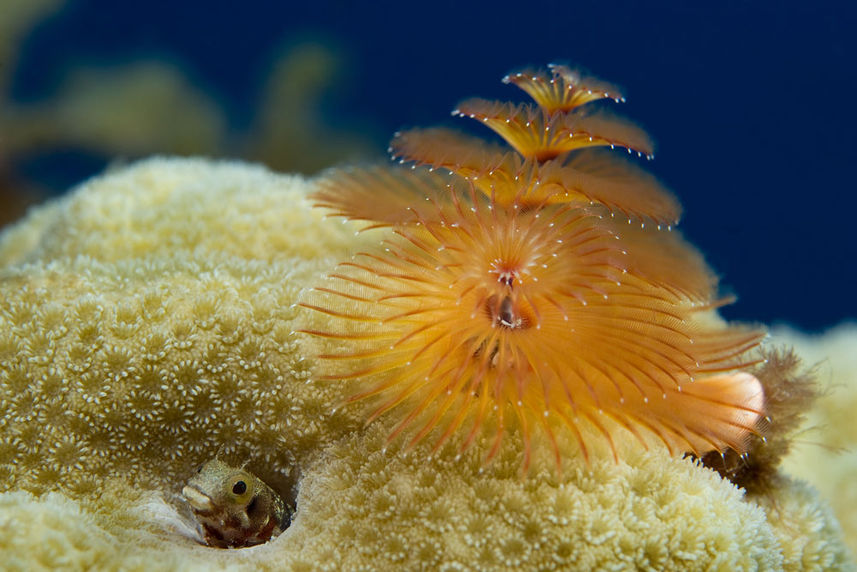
[181,458,292,548]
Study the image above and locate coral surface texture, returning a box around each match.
[0,157,852,571]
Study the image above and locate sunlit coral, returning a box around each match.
[0,158,365,498]
[303,64,768,471]
[0,157,851,570]
[778,324,857,557]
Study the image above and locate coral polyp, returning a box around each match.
[302,64,767,470]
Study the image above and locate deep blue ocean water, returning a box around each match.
[8,0,856,331]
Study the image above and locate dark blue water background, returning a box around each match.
[9,0,857,331]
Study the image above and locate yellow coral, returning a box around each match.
[778,324,857,558]
[3,63,227,157]
[0,157,369,499]
[0,157,852,570]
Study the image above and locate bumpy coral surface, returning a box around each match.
[0,158,369,500]
[778,325,857,558]
[0,157,852,570]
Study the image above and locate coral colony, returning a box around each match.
[301,64,767,472]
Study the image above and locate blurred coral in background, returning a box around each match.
[0,0,381,228]
[0,0,63,226]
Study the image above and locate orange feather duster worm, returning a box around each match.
[301,63,766,471]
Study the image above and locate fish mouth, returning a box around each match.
[182,485,214,512]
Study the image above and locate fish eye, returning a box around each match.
[232,480,247,495]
